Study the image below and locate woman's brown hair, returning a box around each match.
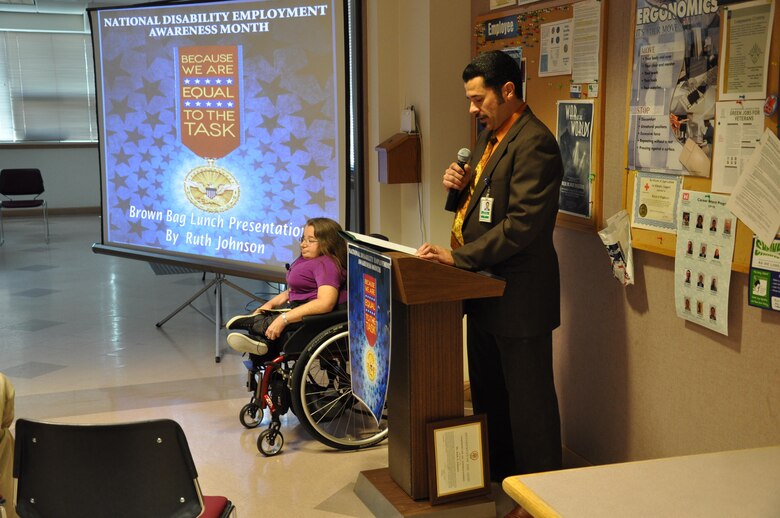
[306,217,347,273]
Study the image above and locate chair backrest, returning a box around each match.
[0,170,44,198]
[13,418,204,518]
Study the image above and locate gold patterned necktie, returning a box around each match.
[450,136,497,249]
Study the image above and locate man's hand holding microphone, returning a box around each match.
[416,148,472,266]
[443,148,472,212]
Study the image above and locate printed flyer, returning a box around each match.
[749,237,780,312]
[628,0,720,173]
[675,189,735,335]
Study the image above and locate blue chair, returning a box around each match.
[0,169,49,245]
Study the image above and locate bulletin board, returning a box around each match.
[622,1,780,274]
[474,0,608,232]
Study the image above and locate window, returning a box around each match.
[0,31,97,142]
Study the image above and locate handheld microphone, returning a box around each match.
[444,148,472,212]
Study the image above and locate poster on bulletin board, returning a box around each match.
[538,19,572,77]
[557,100,593,218]
[474,1,606,232]
[749,237,780,312]
[627,0,720,174]
[718,0,775,101]
[621,0,780,273]
[674,190,736,336]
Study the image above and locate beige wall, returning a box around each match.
[365,0,471,245]
[365,0,780,466]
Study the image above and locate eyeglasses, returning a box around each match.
[300,237,319,244]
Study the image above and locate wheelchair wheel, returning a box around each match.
[290,322,388,450]
[257,427,284,456]
[239,402,263,429]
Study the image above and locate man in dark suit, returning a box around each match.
[417,50,563,489]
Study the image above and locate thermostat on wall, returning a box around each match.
[401,107,416,133]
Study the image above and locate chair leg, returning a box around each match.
[0,207,4,246]
[43,201,49,244]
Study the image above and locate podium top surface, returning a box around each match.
[386,252,505,305]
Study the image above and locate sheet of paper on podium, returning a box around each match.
[339,231,418,255]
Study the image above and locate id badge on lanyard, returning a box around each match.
[479,179,493,223]
[479,197,493,223]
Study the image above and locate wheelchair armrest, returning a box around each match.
[282,309,347,355]
[300,309,347,327]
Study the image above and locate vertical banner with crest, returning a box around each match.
[347,243,391,425]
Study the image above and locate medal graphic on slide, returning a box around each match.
[176,45,243,212]
[184,161,239,212]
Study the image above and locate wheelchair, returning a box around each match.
[236,309,388,456]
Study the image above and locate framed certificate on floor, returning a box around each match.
[427,414,490,505]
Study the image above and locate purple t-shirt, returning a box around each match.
[287,255,347,305]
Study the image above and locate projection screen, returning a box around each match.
[89,0,347,281]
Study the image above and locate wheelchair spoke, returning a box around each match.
[291,324,388,450]
[309,391,352,422]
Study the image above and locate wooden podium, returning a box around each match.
[364,252,505,505]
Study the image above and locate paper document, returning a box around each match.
[538,19,572,77]
[726,129,780,244]
[340,231,418,256]
[572,0,601,85]
[675,190,736,336]
[718,0,774,100]
[711,100,763,193]
[632,172,682,233]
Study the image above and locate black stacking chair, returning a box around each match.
[13,418,235,518]
[0,168,49,245]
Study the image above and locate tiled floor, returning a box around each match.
[1,215,514,517]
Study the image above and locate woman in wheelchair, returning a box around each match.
[225,217,347,356]
[224,218,385,456]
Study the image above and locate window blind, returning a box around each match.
[0,31,97,142]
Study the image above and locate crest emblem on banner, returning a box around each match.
[365,349,377,381]
[176,45,243,212]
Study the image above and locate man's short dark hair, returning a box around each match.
[462,50,523,99]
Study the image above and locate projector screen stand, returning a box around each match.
[156,272,262,362]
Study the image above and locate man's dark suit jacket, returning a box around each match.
[452,108,563,338]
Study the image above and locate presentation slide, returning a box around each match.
[89,0,346,280]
